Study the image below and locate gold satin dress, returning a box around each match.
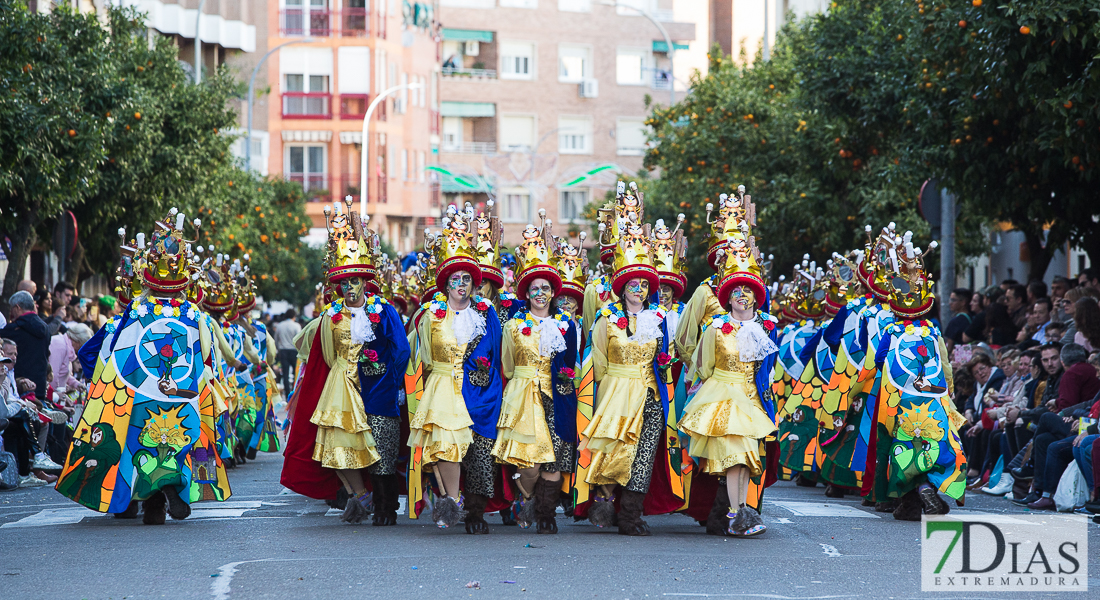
[310,309,381,469]
[673,280,724,379]
[407,309,476,464]
[582,314,661,487]
[678,321,777,476]
[492,319,558,469]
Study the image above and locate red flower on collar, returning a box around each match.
[331,313,344,323]
[476,300,490,311]
[368,313,381,323]
[169,298,182,308]
[433,309,446,319]
[502,299,513,307]
[521,326,532,336]
[762,320,775,332]
[721,322,733,335]
[616,316,629,329]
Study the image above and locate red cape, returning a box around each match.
[280,327,343,500]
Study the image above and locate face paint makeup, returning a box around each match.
[658,284,674,307]
[623,278,649,307]
[555,296,578,317]
[447,271,473,302]
[527,279,553,309]
[729,285,755,312]
[340,277,366,305]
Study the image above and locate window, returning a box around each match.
[616,117,649,155]
[401,149,409,181]
[560,188,588,223]
[558,115,592,154]
[375,48,387,93]
[616,47,650,86]
[397,72,408,113]
[500,189,531,222]
[558,0,590,12]
[558,44,590,83]
[615,0,652,15]
[338,47,370,94]
[418,151,426,182]
[501,41,534,80]
[442,117,463,149]
[499,0,537,7]
[281,47,333,116]
[500,115,536,150]
[286,145,326,194]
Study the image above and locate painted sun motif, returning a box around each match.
[896,405,944,442]
[140,404,193,449]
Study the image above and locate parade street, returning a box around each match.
[0,452,1096,600]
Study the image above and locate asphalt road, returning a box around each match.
[2,452,1097,600]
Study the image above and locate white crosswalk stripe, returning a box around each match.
[0,500,288,528]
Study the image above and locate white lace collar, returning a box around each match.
[453,306,487,346]
[348,304,376,345]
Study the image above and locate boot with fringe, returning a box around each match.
[706,485,732,536]
[432,494,464,529]
[114,501,140,519]
[919,484,950,515]
[729,505,766,537]
[341,490,373,524]
[892,490,923,521]
[513,495,536,530]
[463,493,491,534]
[534,477,559,534]
[142,492,167,525]
[588,493,617,528]
[163,485,191,521]
[875,498,899,513]
[617,490,650,536]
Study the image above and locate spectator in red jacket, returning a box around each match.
[1055,343,1100,411]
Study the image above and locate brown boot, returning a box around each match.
[463,493,491,534]
[534,478,559,534]
[892,490,923,521]
[142,492,167,525]
[617,490,650,536]
[706,484,731,536]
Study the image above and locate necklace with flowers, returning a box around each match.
[429,291,491,320]
[498,290,519,309]
[704,311,777,335]
[595,274,614,301]
[130,297,199,325]
[512,310,570,337]
[598,301,666,331]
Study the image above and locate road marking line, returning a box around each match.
[770,501,879,518]
[819,543,841,557]
[1,507,98,528]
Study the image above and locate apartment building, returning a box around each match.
[264,0,441,252]
[436,0,696,247]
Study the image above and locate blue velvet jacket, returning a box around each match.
[462,304,504,440]
[358,302,412,417]
[548,317,580,444]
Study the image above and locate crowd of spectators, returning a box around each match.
[0,281,122,489]
[949,269,1100,516]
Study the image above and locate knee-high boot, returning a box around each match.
[617,490,650,536]
[464,493,491,534]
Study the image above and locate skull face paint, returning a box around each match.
[447,271,473,302]
[729,284,756,313]
[526,278,554,313]
[658,283,675,308]
[340,276,366,306]
[478,281,497,298]
[554,295,578,318]
[623,278,650,307]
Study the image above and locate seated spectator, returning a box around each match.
[1050,276,1071,302]
[0,349,57,487]
[984,302,1019,347]
[49,323,91,399]
[1029,297,1054,343]
[1027,280,1048,305]
[1045,321,1067,346]
[944,288,973,354]
[962,288,988,344]
[34,291,51,322]
[1078,268,1100,291]
[2,292,50,403]
[1051,343,1099,412]
[1006,283,1030,331]
[1057,287,1089,344]
[1073,296,1100,353]
[962,354,1006,484]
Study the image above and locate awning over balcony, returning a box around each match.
[441,101,496,118]
[442,28,494,42]
[652,41,690,52]
[427,165,494,194]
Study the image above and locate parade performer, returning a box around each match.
[576,183,682,536]
[863,235,966,520]
[552,231,588,328]
[406,205,504,533]
[56,209,231,524]
[491,215,579,534]
[281,198,391,524]
[679,215,779,536]
[233,267,280,459]
[582,183,637,330]
[474,200,524,324]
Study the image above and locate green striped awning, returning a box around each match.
[440,101,496,118]
[652,41,689,52]
[426,166,494,193]
[442,28,494,42]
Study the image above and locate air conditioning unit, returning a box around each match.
[464,41,480,56]
[579,78,599,98]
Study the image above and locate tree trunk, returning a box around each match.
[66,238,86,288]
[1079,226,1100,280]
[1,213,37,300]
[1022,229,1054,283]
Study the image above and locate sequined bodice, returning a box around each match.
[714,322,760,378]
[429,312,466,364]
[508,321,554,390]
[606,316,660,367]
[331,310,362,385]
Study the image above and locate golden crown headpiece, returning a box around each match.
[705,185,755,272]
[141,208,201,295]
[887,232,938,319]
[114,226,142,304]
[323,195,377,283]
[858,222,902,301]
[652,215,688,299]
[606,181,659,296]
[513,209,562,300]
[473,199,505,288]
[197,250,237,314]
[233,255,258,315]
[596,181,644,265]
[551,230,588,305]
[424,203,482,290]
[714,210,766,310]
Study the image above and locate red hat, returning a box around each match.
[516,264,563,301]
[717,270,767,311]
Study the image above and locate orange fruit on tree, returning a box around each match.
[1020,26,1030,35]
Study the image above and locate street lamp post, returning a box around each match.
[359,83,424,217]
[763,0,770,61]
[246,38,316,172]
[601,1,676,106]
[194,0,207,84]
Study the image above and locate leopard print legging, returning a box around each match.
[625,389,663,494]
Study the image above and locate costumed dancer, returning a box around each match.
[864,234,966,520]
[406,205,504,533]
[280,198,387,524]
[491,213,579,534]
[56,209,231,524]
[576,182,682,536]
[582,183,637,330]
[232,264,280,459]
[474,200,524,324]
[678,212,780,536]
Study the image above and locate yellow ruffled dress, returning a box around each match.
[678,321,777,476]
[310,309,380,469]
[582,314,661,487]
[492,318,558,469]
[407,308,475,464]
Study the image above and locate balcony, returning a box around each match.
[376,9,387,39]
[283,92,332,118]
[339,175,362,199]
[340,94,369,120]
[651,71,672,91]
[442,66,497,79]
[441,141,497,154]
[341,7,369,37]
[289,174,331,201]
[280,9,332,37]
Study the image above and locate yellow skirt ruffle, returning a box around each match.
[492,377,556,469]
[678,377,775,476]
[408,370,475,464]
[209,377,232,417]
[310,357,379,469]
[582,374,654,487]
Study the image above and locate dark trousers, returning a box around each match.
[1041,436,1078,495]
[1005,420,1032,458]
[984,429,1005,472]
[1033,412,1074,492]
[962,425,990,474]
[277,348,297,394]
[1,415,33,476]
